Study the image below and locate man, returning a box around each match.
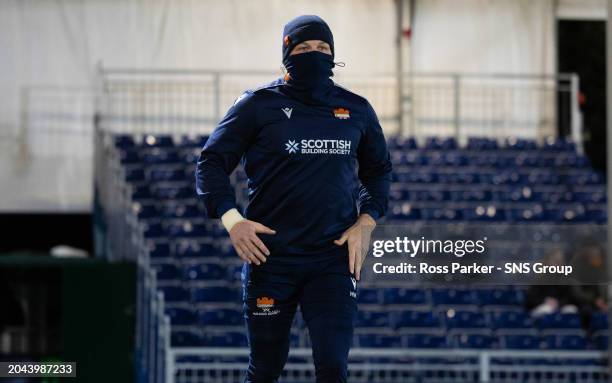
[196,14,392,383]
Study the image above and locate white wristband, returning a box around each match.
[221,208,245,233]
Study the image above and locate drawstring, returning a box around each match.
[334,61,346,67]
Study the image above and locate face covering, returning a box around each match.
[282,51,336,106]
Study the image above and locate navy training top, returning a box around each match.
[196,77,392,257]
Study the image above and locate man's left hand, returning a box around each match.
[334,214,376,281]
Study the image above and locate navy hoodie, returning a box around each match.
[196,77,392,257]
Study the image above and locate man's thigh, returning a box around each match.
[242,261,301,379]
[299,255,357,372]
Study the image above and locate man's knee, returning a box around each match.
[314,356,348,383]
[244,358,286,383]
[244,337,290,383]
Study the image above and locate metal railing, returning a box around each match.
[167,347,608,383]
[97,67,582,147]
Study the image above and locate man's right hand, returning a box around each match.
[229,220,276,265]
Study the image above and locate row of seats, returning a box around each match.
[389,136,579,152]
[119,145,593,170]
[391,152,592,169]
[165,302,607,332]
[135,204,606,227]
[114,134,580,153]
[387,203,607,223]
[159,283,527,306]
[122,163,604,188]
[355,310,599,331]
[390,189,606,203]
[392,170,603,185]
[170,328,609,350]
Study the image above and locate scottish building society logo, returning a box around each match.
[284,139,351,155]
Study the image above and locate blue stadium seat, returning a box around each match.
[125,168,145,182]
[180,134,208,148]
[543,334,587,350]
[450,190,491,202]
[192,286,239,303]
[143,222,166,239]
[542,137,575,152]
[142,149,181,165]
[153,263,180,280]
[150,185,193,199]
[508,206,547,222]
[387,202,420,220]
[175,241,217,257]
[477,289,524,306]
[488,310,532,329]
[159,286,189,302]
[383,288,427,305]
[395,311,441,328]
[403,334,447,348]
[590,312,609,332]
[142,134,174,148]
[462,205,506,221]
[198,308,243,326]
[159,203,200,219]
[149,168,186,182]
[505,137,537,151]
[132,202,158,220]
[148,242,170,258]
[204,331,247,347]
[593,332,609,350]
[131,185,151,200]
[549,206,589,223]
[587,209,607,223]
[575,191,607,204]
[411,190,450,201]
[357,288,380,304]
[166,307,197,326]
[356,311,391,328]
[358,334,401,348]
[535,313,582,329]
[432,289,476,305]
[468,137,498,151]
[171,330,204,347]
[228,264,244,281]
[167,222,207,238]
[114,134,136,149]
[444,310,486,329]
[452,333,495,349]
[501,334,540,349]
[420,207,462,221]
[183,263,226,280]
[119,149,141,164]
[426,137,457,150]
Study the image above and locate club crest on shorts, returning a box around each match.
[333,107,350,119]
[254,296,280,316]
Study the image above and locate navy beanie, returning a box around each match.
[282,15,334,62]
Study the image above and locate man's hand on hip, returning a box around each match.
[334,213,376,281]
[229,220,276,265]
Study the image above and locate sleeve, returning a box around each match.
[195,91,258,218]
[356,101,393,220]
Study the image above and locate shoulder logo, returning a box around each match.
[334,108,350,119]
[282,107,293,119]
